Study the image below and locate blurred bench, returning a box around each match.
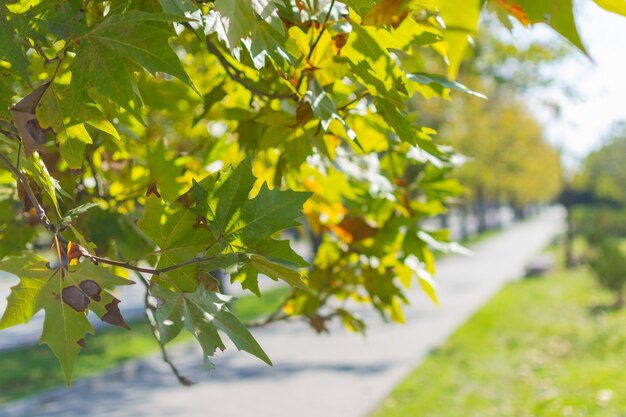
[524,254,555,277]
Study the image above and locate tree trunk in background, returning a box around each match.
[493,201,502,229]
[439,212,449,229]
[513,205,526,221]
[476,187,488,233]
[564,205,575,269]
[460,206,470,241]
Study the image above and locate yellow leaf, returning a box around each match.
[594,0,626,17]
[86,119,120,140]
[437,0,482,79]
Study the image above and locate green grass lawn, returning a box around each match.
[0,285,289,404]
[371,265,626,417]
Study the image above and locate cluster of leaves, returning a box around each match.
[0,0,624,385]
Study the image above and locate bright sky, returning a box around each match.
[515,2,626,163]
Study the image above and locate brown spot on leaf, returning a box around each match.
[193,216,209,230]
[102,298,130,330]
[16,174,41,212]
[197,271,220,292]
[79,280,102,301]
[77,338,86,348]
[146,182,162,199]
[289,101,314,128]
[333,33,349,55]
[177,189,193,208]
[62,286,90,312]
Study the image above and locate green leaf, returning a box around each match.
[38,273,94,385]
[407,73,487,99]
[62,202,101,225]
[417,268,439,306]
[246,20,292,69]
[27,152,64,216]
[38,83,92,170]
[344,0,377,16]
[139,194,217,291]
[157,0,200,16]
[0,6,30,83]
[0,256,132,384]
[139,159,311,293]
[85,119,120,140]
[0,253,50,330]
[60,262,133,327]
[213,0,258,49]
[305,79,359,147]
[208,159,311,245]
[70,11,197,115]
[438,0,482,78]
[249,254,308,291]
[151,283,272,368]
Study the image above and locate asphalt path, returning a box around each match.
[0,207,564,417]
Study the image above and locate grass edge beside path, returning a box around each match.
[0,286,290,405]
[370,263,626,417]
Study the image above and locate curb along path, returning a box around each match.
[0,207,565,417]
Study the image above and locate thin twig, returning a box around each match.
[244,289,295,328]
[295,0,337,92]
[307,0,337,62]
[26,39,58,65]
[136,271,193,386]
[244,312,290,328]
[205,39,297,100]
[87,154,105,198]
[87,253,223,275]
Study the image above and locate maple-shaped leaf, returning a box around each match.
[206,158,311,291]
[0,253,132,384]
[138,159,311,293]
[150,282,271,368]
[70,11,197,117]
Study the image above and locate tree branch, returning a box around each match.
[205,39,298,100]
[86,252,224,275]
[136,271,193,386]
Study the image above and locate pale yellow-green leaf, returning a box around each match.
[437,0,482,79]
[86,119,120,140]
[594,0,626,16]
[418,268,440,306]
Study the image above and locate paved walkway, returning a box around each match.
[0,207,564,417]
